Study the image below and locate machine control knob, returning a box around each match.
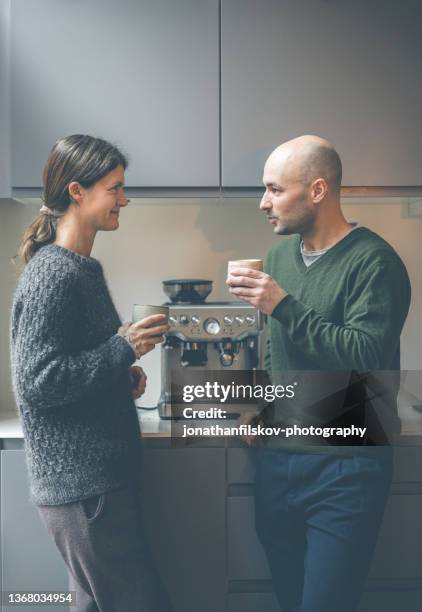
[245,315,256,326]
[191,315,200,325]
[234,316,244,325]
[169,316,178,326]
[204,318,221,335]
[179,315,190,326]
[223,315,233,325]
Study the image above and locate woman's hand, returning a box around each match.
[126,314,170,357]
[129,366,147,399]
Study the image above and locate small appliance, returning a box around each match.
[158,279,263,418]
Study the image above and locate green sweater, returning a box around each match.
[263,227,411,449]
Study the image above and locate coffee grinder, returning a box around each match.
[158,279,263,418]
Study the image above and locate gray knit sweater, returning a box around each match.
[10,244,142,505]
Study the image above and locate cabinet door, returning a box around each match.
[227,447,422,485]
[227,593,280,612]
[142,446,226,612]
[228,493,422,581]
[222,0,422,187]
[1,450,69,612]
[228,496,271,581]
[11,0,219,188]
[227,591,422,612]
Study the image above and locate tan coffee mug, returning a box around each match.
[228,259,263,273]
[132,304,169,324]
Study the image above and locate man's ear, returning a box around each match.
[311,178,328,204]
[68,181,83,203]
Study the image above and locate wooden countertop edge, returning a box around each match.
[0,411,172,439]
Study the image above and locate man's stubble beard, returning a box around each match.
[274,209,315,237]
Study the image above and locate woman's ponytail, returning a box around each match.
[17,211,57,264]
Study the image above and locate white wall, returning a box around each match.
[1,198,421,413]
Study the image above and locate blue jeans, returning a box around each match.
[254,448,393,612]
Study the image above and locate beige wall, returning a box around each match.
[1,198,421,412]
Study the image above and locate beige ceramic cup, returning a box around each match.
[132,304,169,324]
[228,259,264,274]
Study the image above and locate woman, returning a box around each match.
[10,134,174,612]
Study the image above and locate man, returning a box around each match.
[227,135,411,612]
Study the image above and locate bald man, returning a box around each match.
[227,136,411,612]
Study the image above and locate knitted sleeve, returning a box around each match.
[11,266,135,410]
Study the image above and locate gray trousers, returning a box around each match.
[38,485,174,612]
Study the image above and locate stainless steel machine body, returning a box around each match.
[158,301,262,418]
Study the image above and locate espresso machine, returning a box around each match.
[158,279,263,418]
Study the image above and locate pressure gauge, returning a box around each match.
[204,318,221,335]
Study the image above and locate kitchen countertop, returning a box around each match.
[0,408,171,439]
[1,401,422,442]
[0,407,254,443]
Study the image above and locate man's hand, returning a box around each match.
[226,267,287,315]
[129,366,147,400]
[237,411,261,446]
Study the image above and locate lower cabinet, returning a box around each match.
[227,591,422,612]
[227,593,280,612]
[141,445,226,612]
[227,447,422,611]
[2,445,422,612]
[0,445,226,612]
[228,496,270,581]
[227,494,422,581]
[1,450,69,612]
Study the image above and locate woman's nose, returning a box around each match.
[118,192,130,207]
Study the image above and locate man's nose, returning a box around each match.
[259,192,272,211]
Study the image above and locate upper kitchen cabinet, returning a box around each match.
[11,0,219,188]
[221,0,422,188]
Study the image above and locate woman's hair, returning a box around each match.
[17,134,128,263]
